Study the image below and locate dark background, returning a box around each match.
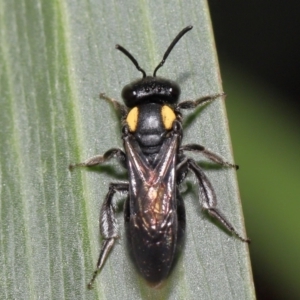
[209,2,300,300]
[210,1,300,118]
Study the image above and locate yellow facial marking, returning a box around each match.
[161,105,176,130]
[126,107,139,132]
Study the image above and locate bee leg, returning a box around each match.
[69,148,127,170]
[88,182,129,289]
[176,93,226,110]
[183,158,250,243]
[180,144,238,169]
[100,93,128,118]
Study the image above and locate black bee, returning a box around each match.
[70,25,249,289]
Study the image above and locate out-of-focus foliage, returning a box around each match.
[224,65,300,300]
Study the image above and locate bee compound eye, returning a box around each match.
[170,84,180,100]
[122,85,137,107]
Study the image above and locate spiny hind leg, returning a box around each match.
[88,182,129,289]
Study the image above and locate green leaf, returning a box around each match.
[0,0,255,299]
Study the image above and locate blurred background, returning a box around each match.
[209,1,300,299]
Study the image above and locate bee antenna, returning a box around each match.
[153,25,193,77]
[116,44,147,78]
